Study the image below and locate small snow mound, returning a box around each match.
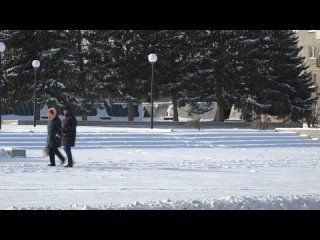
[82,205,91,210]
[8,206,18,210]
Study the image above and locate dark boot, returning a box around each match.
[49,149,56,166]
[64,163,73,168]
[64,146,73,168]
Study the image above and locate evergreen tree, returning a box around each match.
[51,30,110,120]
[84,30,117,114]
[238,30,316,121]
[235,30,274,117]
[57,30,92,120]
[35,30,69,109]
[0,30,61,115]
[153,30,190,122]
[1,30,315,123]
[267,30,315,121]
[181,30,241,121]
[102,30,156,121]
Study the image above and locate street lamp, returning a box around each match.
[148,53,157,129]
[32,60,40,127]
[0,42,6,130]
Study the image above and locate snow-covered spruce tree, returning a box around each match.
[34,30,69,109]
[237,30,315,121]
[152,30,190,122]
[55,30,108,120]
[83,30,117,116]
[187,102,214,118]
[0,30,67,116]
[130,30,159,121]
[178,30,211,115]
[102,30,156,122]
[267,30,315,121]
[0,30,38,109]
[234,30,274,118]
[181,30,242,121]
[0,30,18,109]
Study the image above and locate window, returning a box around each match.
[309,46,317,58]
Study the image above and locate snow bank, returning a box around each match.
[8,195,320,210]
[276,128,320,131]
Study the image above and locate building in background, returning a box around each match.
[296,30,320,123]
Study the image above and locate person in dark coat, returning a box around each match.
[46,107,65,166]
[60,104,77,168]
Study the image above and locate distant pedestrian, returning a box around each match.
[60,104,77,168]
[46,107,65,166]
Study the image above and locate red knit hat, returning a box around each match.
[48,108,55,115]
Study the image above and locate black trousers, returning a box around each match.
[49,148,65,165]
[64,146,73,165]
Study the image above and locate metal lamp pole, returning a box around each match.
[151,63,154,129]
[0,42,6,130]
[148,53,157,129]
[32,60,40,127]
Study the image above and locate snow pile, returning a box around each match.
[8,195,320,210]
[0,148,9,158]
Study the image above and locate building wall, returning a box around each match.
[297,30,320,74]
[296,30,320,111]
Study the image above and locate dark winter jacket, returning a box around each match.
[46,116,62,148]
[61,113,77,147]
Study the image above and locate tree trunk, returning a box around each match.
[82,111,88,121]
[128,101,134,122]
[214,105,220,122]
[219,107,225,122]
[35,105,41,121]
[172,98,179,122]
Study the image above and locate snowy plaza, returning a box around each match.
[1,124,320,209]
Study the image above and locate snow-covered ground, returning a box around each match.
[1,125,320,209]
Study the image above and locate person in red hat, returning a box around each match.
[46,107,65,166]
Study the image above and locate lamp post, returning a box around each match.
[32,60,40,127]
[0,42,5,130]
[148,53,157,129]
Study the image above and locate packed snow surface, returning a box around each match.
[1,125,320,209]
